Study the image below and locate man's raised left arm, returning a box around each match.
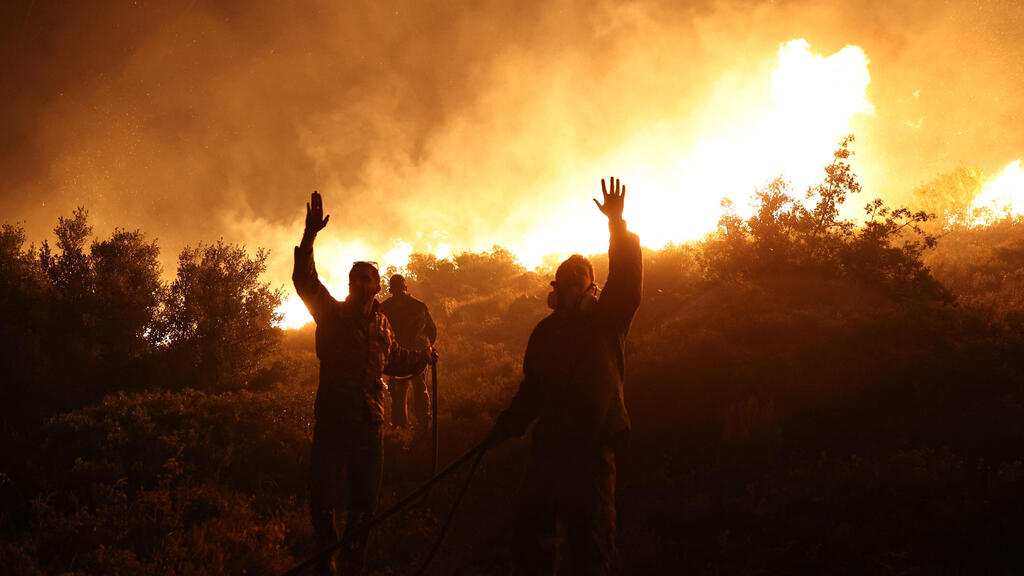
[292,190,334,321]
[595,177,643,332]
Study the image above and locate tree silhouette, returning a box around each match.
[702,136,948,301]
[90,229,163,365]
[0,223,52,433]
[152,241,283,390]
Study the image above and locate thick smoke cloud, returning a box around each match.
[2,0,1023,289]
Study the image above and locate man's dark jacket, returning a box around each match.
[293,245,428,424]
[380,292,436,351]
[498,219,642,448]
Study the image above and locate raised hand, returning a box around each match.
[594,176,625,222]
[305,190,330,234]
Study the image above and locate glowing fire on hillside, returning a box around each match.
[953,159,1024,227]
[276,39,874,330]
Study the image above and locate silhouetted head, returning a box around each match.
[389,274,408,295]
[349,261,381,304]
[550,254,597,311]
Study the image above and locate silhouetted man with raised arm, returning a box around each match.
[381,274,437,432]
[488,177,642,575]
[293,191,437,576]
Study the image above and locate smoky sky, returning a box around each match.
[3,0,1024,287]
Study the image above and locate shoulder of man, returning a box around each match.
[333,297,352,314]
[393,292,427,310]
[530,313,559,338]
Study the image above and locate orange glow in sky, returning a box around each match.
[276,39,876,329]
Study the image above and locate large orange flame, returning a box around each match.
[952,160,1024,227]
[277,39,875,329]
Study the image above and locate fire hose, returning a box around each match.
[279,440,488,576]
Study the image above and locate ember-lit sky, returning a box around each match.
[3,0,1024,300]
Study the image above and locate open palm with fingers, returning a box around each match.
[305,190,330,233]
[594,176,625,222]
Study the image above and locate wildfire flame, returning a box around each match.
[276,296,314,331]
[954,159,1024,227]
[276,39,875,329]
[274,237,422,330]
[495,39,874,268]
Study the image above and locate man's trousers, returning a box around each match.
[309,418,383,575]
[387,369,429,429]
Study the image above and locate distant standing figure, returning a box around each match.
[487,177,642,575]
[293,190,437,576]
[381,274,437,431]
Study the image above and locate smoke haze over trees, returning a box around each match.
[3,139,1024,573]
[3,0,1024,290]
[3,1,1024,573]
[0,211,282,434]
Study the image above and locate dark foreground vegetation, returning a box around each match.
[3,139,1024,574]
